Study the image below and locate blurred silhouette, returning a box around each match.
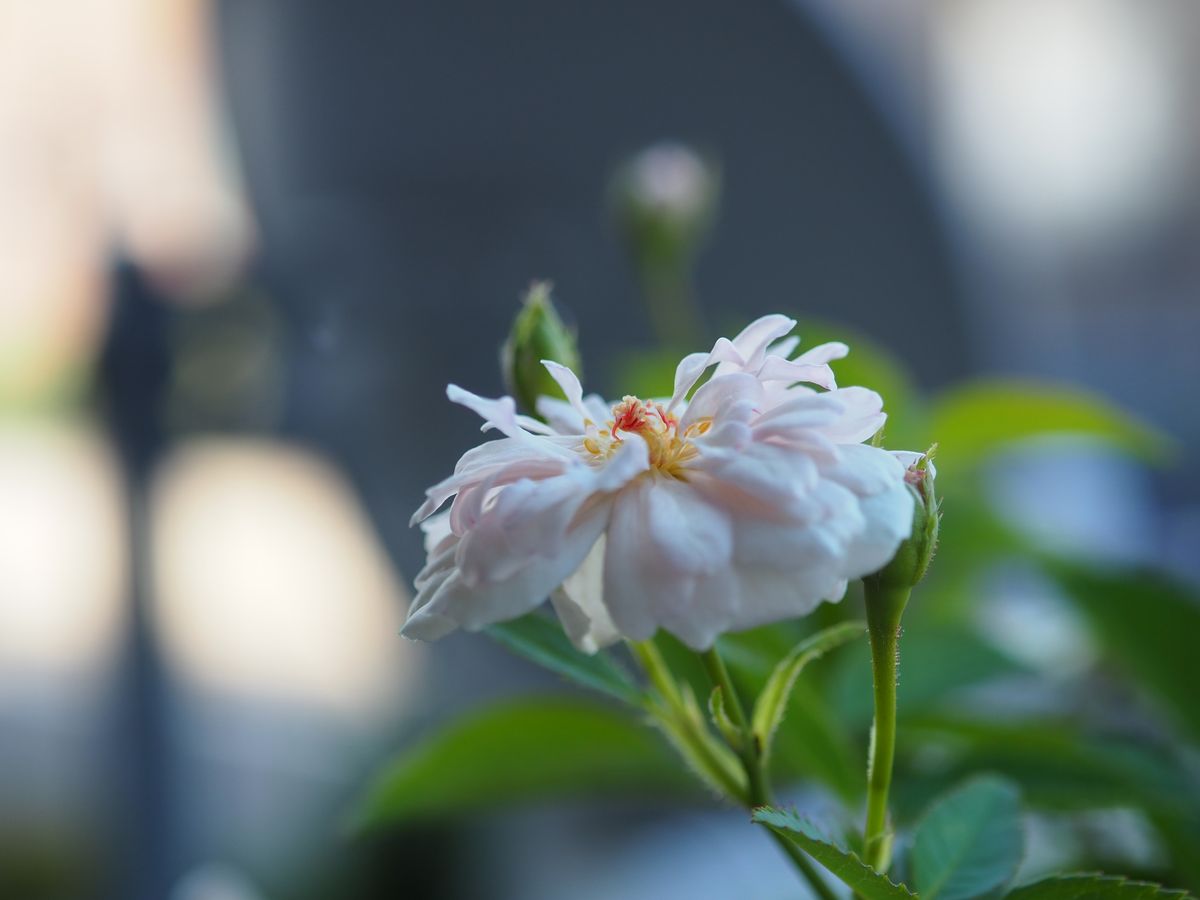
[0,3,417,899]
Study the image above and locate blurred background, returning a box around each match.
[1,1,1198,898]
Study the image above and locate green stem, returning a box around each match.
[862,580,911,873]
[698,647,837,900]
[630,640,683,708]
[638,256,702,350]
[630,641,747,803]
[698,647,766,804]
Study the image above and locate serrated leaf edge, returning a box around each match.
[910,772,1025,900]
[752,806,918,898]
[1007,873,1193,899]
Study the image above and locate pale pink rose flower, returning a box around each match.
[406,315,916,651]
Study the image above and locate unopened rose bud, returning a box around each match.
[611,143,719,345]
[501,282,582,416]
[860,446,938,875]
[612,142,719,263]
[868,447,940,592]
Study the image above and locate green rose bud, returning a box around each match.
[867,446,940,593]
[860,447,938,875]
[501,282,582,417]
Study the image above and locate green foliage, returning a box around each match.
[352,699,694,830]
[910,775,1024,900]
[1006,875,1192,899]
[751,620,865,764]
[721,624,865,801]
[649,631,716,703]
[752,807,916,898]
[607,347,681,400]
[897,717,1195,820]
[832,624,1027,727]
[772,677,866,801]
[649,696,748,802]
[927,380,1170,474]
[486,612,644,705]
[1042,563,1200,743]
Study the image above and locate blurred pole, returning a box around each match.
[102,264,175,900]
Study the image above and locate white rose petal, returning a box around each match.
[403,315,926,651]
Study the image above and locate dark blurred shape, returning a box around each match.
[100,265,177,900]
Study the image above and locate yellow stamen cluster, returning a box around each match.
[582,396,709,478]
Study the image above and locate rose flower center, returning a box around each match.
[582,395,708,478]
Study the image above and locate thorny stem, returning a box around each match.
[861,580,911,873]
[629,640,683,708]
[697,647,837,900]
[698,647,766,804]
[632,641,836,895]
[630,641,746,802]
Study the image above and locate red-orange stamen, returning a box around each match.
[589,395,699,478]
[611,396,650,437]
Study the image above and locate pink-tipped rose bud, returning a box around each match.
[869,446,940,591]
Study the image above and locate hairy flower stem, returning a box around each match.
[861,580,911,873]
[630,640,684,708]
[698,648,764,801]
[630,641,747,802]
[699,647,837,900]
